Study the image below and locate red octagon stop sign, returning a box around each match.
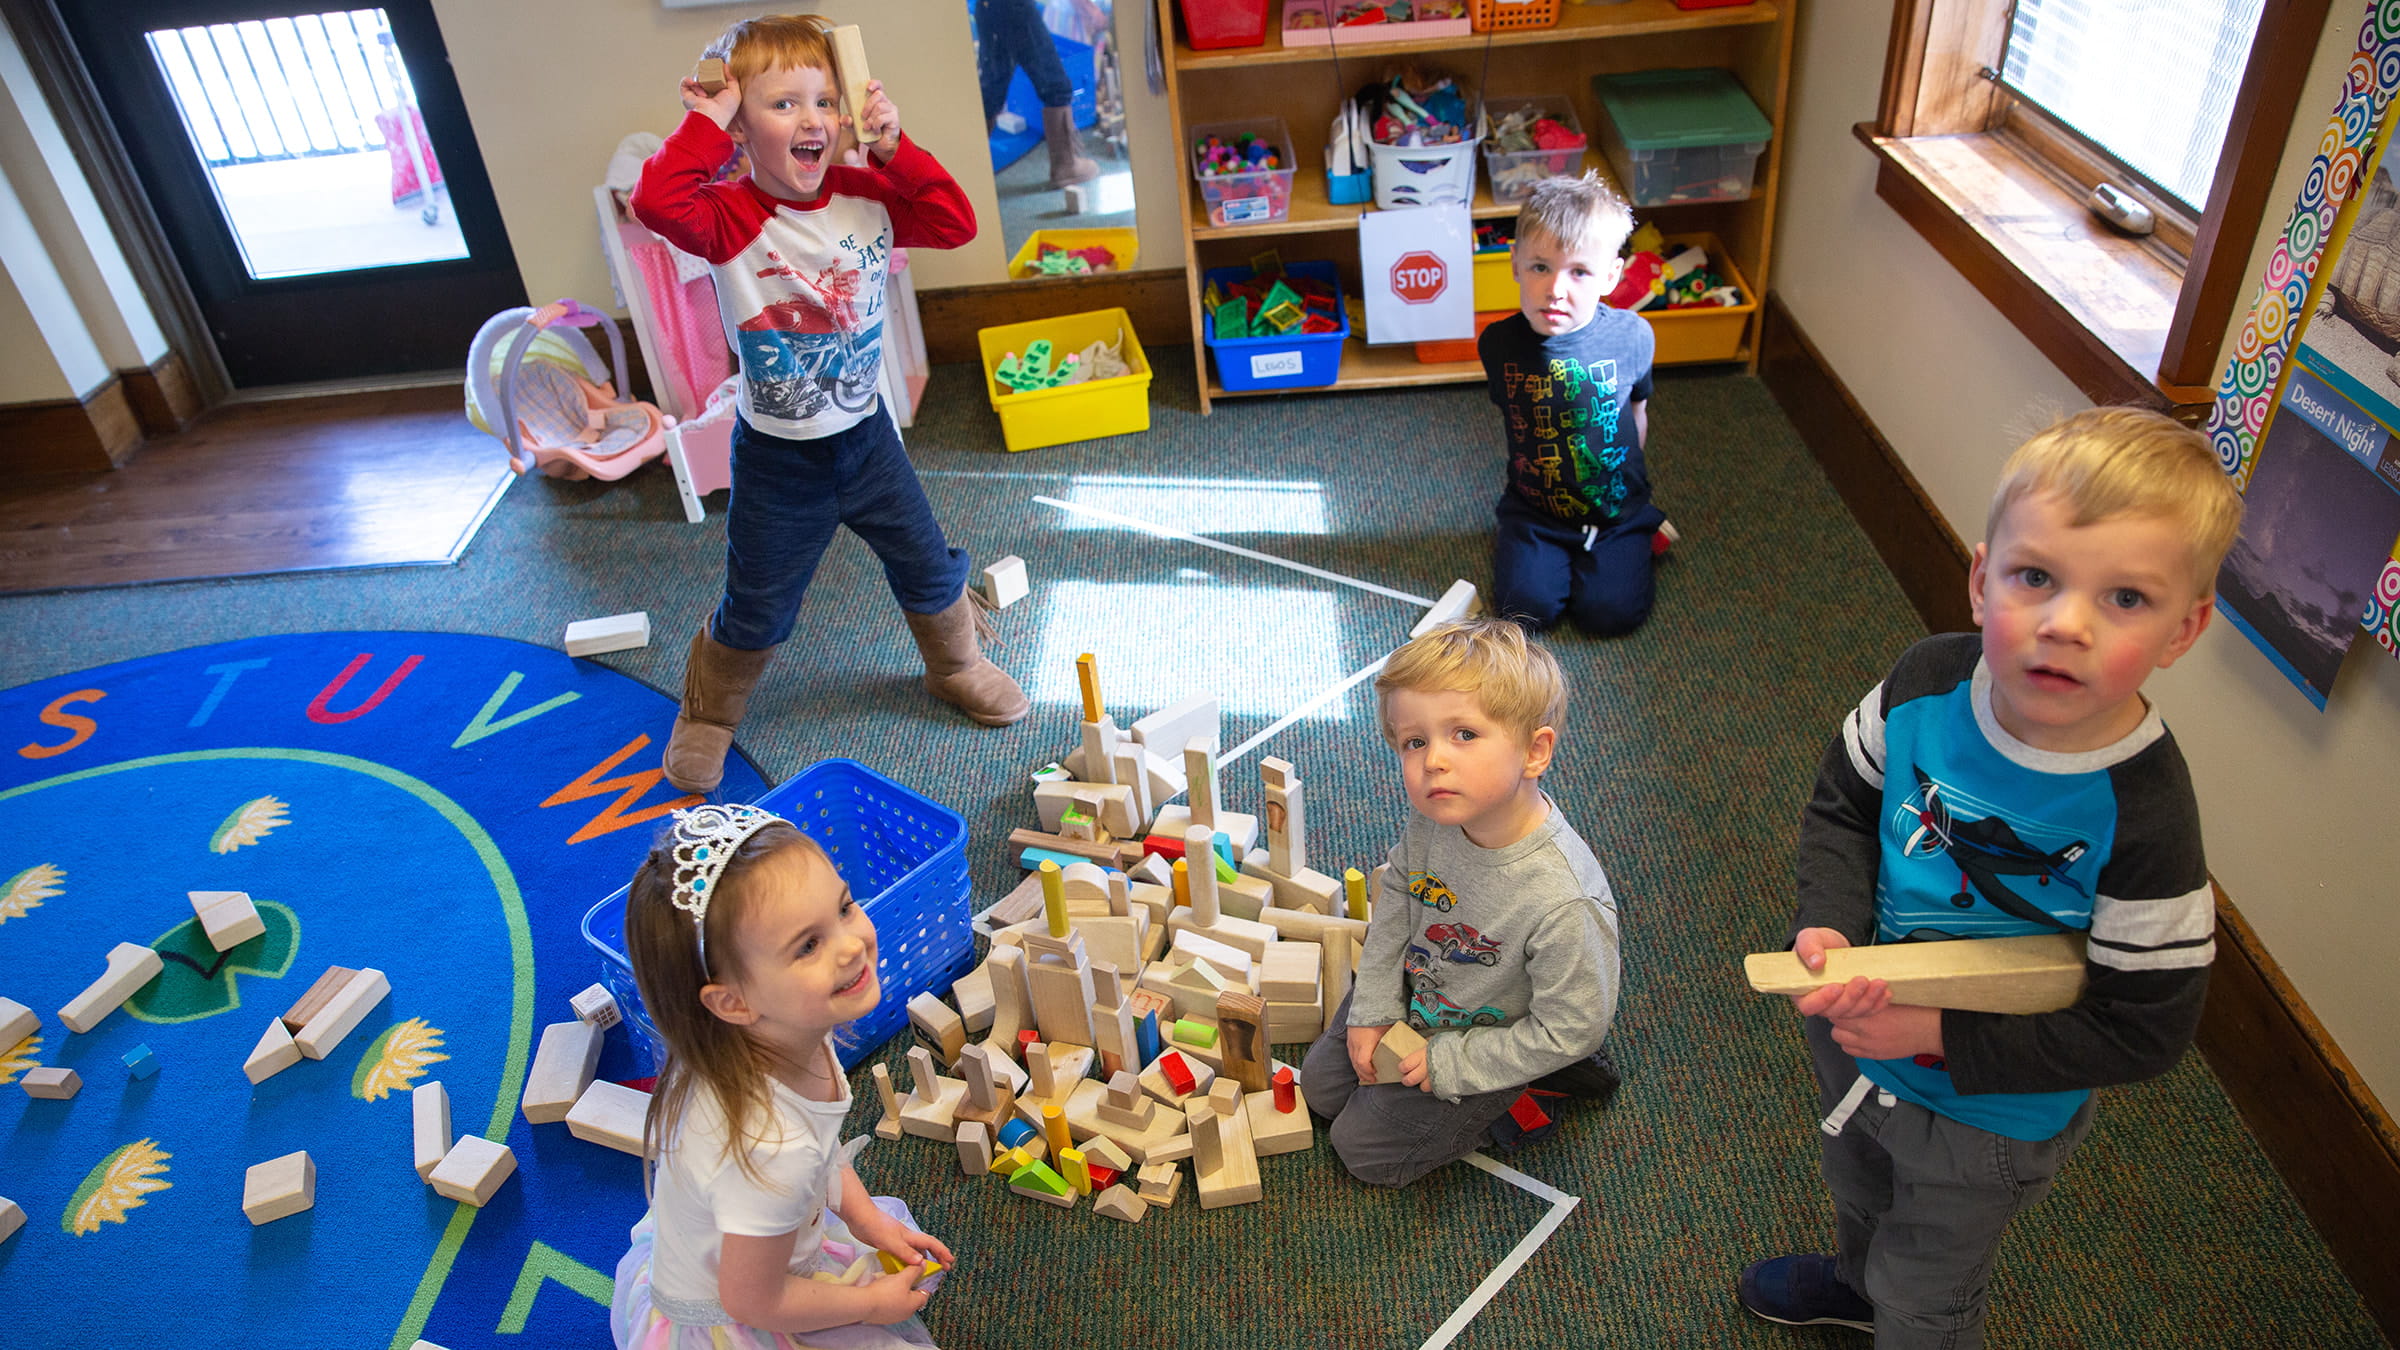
[1391,250,1448,305]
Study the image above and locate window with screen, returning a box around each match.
[1997,0,2267,213]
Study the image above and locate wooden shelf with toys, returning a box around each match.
[1159,0,1796,413]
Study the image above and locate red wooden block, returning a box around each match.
[1142,833,1188,862]
[1161,1050,1196,1096]
[1087,1163,1120,1191]
[1272,1064,1297,1113]
[1507,1089,1552,1133]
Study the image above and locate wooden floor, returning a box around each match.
[0,385,514,594]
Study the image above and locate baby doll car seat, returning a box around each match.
[465,299,668,480]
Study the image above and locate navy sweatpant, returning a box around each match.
[1490,494,1666,637]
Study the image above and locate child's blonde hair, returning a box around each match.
[626,818,829,1183]
[1376,618,1567,746]
[1513,171,1635,261]
[705,12,837,84]
[1987,407,2245,593]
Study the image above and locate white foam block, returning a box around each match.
[294,967,389,1060]
[189,890,265,952]
[414,1081,453,1180]
[980,554,1028,608]
[1130,693,1220,757]
[563,611,651,658]
[1410,578,1481,637]
[569,983,621,1030]
[244,1017,302,1084]
[427,1134,516,1206]
[565,1079,653,1156]
[59,943,164,1034]
[521,1020,604,1124]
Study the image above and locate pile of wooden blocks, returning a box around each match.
[875,653,1383,1221]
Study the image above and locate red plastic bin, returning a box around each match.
[1179,0,1268,49]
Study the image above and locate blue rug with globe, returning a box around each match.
[0,632,769,1349]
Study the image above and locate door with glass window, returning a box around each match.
[58,0,524,386]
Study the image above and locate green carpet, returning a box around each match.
[0,352,2382,1348]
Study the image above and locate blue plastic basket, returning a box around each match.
[581,757,974,1073]
[1202,259,1350,392]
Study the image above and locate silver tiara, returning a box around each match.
[670,803,783,977]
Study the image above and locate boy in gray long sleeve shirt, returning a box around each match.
[1302,619,1621,1186]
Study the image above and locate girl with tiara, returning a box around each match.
[611,805,951,1348]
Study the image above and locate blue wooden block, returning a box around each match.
[122,1044,159,1079]
[1018,846,1087,871]
[1134,1009,1162,1067]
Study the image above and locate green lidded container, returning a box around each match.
[1590,68,1772,207]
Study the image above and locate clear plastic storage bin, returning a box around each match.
[1481,95,1585,205]
[1191,118,1296,227]
[1591,68,1771,207]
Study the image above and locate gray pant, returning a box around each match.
[1807,1017,2095,1350]
[1301,992,1522,1187]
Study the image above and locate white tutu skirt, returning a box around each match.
[610,1198,940,1350]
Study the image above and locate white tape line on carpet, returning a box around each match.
[1033,494,1436,606]
[1416,1152,1584,1350]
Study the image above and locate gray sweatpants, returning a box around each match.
[1807,1016,2096,1350]
[1301,992,1522,1187]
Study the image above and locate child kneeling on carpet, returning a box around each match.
[633,14,1027,796]
[1300,619,1622,1186]
[611,805,951,1348]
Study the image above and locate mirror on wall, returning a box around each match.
[972,0,1135,278]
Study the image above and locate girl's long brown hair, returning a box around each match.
[625,819,825,1187]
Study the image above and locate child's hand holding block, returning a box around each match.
[1370,1021,1427,1085]
[1742,933,2087,1015]
[693,58,726,96]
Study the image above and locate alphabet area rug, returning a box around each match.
[0,632,769,1350]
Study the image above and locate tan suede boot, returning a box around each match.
[903,589,1031,727]
[1043,105,1099,188]
[662,627,774,793]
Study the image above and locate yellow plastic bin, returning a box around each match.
[978,307,1152,452]
[1642,233,1758,364]
[1006,228,1141,280]
[1472,247,1517,312]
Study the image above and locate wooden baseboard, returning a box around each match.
[1759,288,2400,1338]
[120,351,204,435]
[917,268,1192,365]
[0,375,144,474]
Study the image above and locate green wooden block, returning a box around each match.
[1011,1159,1072,1197]
[1172,1018,1217,1049]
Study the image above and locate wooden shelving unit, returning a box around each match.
[1158,0,1797,412]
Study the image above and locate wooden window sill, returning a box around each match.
[1855,123,2216,413]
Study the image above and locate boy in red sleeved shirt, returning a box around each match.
[633,14,1028,793]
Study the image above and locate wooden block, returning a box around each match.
[1742,934,2088,1014]
[60,942,164,1033]
[0,1197,19,1243]
[1145,1131,1194,1165]
[1138,1049,1214,1106]
[1006,827,1133,866]
[1034,780,1136,836]
[907,991,967,1065]
[872,1062,905,1140]
[244,1017,302,1085]
[1265,999,1323,1044]
[1150,803,1257,857]
[1168,908,1275,962]
[242,1149,316,1225]
[980,945,1032,1050]
[1410,578,1482,637]
[1256,906,1368,948]
[899,1046,969,1142]
[190,890,265,951]
[1373,1022,1427,1085]
[955,1119,992,1176]
[1215,990,1270,1093]
[520,1019,603,1123]
[1259,942,1322,1003]
[566,1079,653,1156]
[0,997,33,1050]
[827,23,875,144]
[1062,183,1091,215]
[1242,857,1344,914]
[1190,1104,1262,1210]
[980,554,1028,608]
[21,1065,80,1099]
[414,1081,452,1179]
[1093,1183,1147,1221]
[281,965,359,1033]
[951,960,995,1034]
[1080,1133,1133,1173]
[295,967,390,1059]
[1007,1159,1077,1208]
[1023,934,1098,1048]
[428,1135,516,1207]
[1248,1080,1314,1156]
[570,984,621,1030]
[693,56,726,95]
[1131,694,1219,757]
[563,611,650,657]
[1136,1159,1183,1206]
[1321,928,1354,1033]
[122,1043,159,1079]
[1129,852,1174,889]
[1218,872,1275,921]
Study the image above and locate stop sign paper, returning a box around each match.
[1392,250,1448,305]
[1359,204,1472,344]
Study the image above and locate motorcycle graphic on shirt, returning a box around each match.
[735,254,882,421]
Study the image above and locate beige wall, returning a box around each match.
[1773,5,2400,1110]
[429,0,1180,308]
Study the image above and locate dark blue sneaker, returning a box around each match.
[1738,1254,1874,1331]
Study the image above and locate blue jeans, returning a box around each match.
[1491,493,1665,637]
[977,0,1073,120]
[709,409,970,652]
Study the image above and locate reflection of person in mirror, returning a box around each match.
[977,0,1105,188]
